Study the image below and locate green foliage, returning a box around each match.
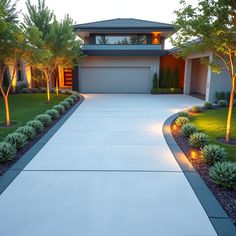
[192,106,201,113]
[209,162,236,189]
[189,132,209,149]
[45,109,59,119]
[178,111,189,118]
[175,116,190,127]
[15,125,36,140]
[64,97,74,105]
[35,114,52,126]
[204,101,213,109]
[22,88,29,94]
[217,99,228,107]
[53,104,65,114]
[69,94,78,101]
[201,144,227,165]
[26,120,44,133]
[4,132,27,149]
[31,88,39,93]
[24,0,54,39]
[59,100,70,109]
[172,67,179,88]
[151,88,183,94]
[159,68,165,88]
[152,72,159,89]
[0,141,16,163]
[182,123,198,137]
[165,68,172,88]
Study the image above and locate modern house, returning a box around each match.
[8,18,231,101]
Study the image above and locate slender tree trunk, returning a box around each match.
[46,80,51,103]
[226,76,235,143]
[3,96,10,126]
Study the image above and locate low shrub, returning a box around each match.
[35,114,52,127]
[65,97,74,105]
[46,109,59,119]
[191,105,201,113]
[217,99,228,107]
[26,120,44,133]
[58,89,63,94]
[4,132,27,150]
[53,104,65,114]
[69,94,78,101]
[15,125,36,140]
[234,99,236,106]
[39,87,47,93]
[200,144,227,165]
[0,142,17,163]
[22,88,29,94]
[50,88,55,93]
[31,88,39,93]
[182,123,198,137]
[209,162,236,189]
[204,101,213,109]
[59,101,70,109]
[175,116,190,127]
[151,88,183,94]
[189,132,209,149]
[64,90,72,95]
[178,111,189,118]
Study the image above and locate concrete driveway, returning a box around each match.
[0,94,217,236]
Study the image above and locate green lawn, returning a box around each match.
[0,93,68,141]
[191,108,236,162]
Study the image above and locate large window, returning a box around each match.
[96,35,147,45]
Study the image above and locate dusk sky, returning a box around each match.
[17,0,199,48]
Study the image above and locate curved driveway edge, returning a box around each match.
[0,95,85,195]
[163,114,236,236]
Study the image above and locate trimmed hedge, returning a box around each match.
[151,88,183,94]
[0,142,17,163]
[46,109,60,119]
[189,132,209,149]
[26,120,44,133]
[15,125,36,140]
[35,114,52,127]
[4,132,27,150]
[182,123,198,138]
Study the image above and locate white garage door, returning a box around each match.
[79,67,150,93]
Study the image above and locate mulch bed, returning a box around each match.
[171,122,236,226]
[0,97,81,176]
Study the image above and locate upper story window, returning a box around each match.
[96,35,147,45]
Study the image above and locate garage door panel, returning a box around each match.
[79,67,150,93]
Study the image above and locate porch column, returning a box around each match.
[184,59,192,94]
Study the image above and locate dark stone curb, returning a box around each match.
[163,114,236,236]
[0,95,85,195]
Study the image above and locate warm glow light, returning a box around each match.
[173,124,177,131]
[9,65,17,92]
[191,151,197,159]
[24,63,32,89]
[152,32,160,45]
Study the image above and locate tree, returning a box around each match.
[24,0,83,102]
[152,72,159,89]
[172,0,236,143]
[0,0,25,126]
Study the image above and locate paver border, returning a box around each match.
[163,114,236,236]
[0,95,85,195]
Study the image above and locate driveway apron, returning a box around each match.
[0,94,217,236]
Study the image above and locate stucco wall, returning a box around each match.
[208,55,232,101]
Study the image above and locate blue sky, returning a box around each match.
[17,0,199,48]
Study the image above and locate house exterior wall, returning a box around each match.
[160,55,185,88]
[208,55,232,101]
